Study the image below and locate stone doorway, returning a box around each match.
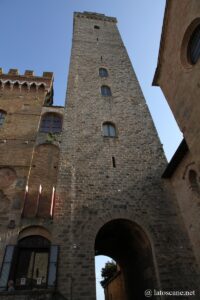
[95,219,156,300]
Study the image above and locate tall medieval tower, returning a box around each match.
[54,12,199,300]
[0,11,199,300]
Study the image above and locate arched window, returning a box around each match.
[13,82,20,91]
[30,83,37,92]
[99,68,108,77]
[101,85,112,97]
[40,113,62,133]
[14,236,50,289]
[4,81,11,90]
[0,110,6,127]
[103,122,116,137]
[38,84,45,92]
[187,24,200,64]
[21,83,28,92]
[0,235,59,290]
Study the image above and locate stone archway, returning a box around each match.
[95,219,156,300]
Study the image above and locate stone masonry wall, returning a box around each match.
[169,151,200,268]
[53,12,200,300]
[154,0,200,171]
[0,70,55,273]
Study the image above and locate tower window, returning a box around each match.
[40,113,62,133]
[187,24,200,64]
[99,68,108,77]
[103,122,116,137]
[0,110,6,127]
[112,156,116,168]
[101,85,112,97]
[94,25,100,29]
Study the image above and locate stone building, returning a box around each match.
[103,267,127,300]
[0,8,199,300]
[153,0,200,269]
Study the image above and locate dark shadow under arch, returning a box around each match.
[95,219,156,300]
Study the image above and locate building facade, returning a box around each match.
[0,9,199,300]
[153,0,200,269]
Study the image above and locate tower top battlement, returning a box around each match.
[0,68,53,80]
[74,11,117,23]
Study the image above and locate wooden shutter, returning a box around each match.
[0,245,15,291]
[48,245,59,288]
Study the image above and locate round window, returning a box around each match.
[187,24,200,64]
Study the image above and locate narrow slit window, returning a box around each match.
[0,110,6,127]
[112,156,116,168]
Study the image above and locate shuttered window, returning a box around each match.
[0,245,15,290]
[188,25,200,64]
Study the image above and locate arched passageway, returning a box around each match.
[95,219,156,300]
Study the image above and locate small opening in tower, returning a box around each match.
[94,25,100,29]
[112,156,116,168]
[97,38,99,41]
[101,56,103,61]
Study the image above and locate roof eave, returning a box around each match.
[152,0,172,87]
[162,138,189,178]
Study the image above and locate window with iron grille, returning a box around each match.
[40,113,62,133]
[99,68,108,77]
[187,24,200,64]
[103,122,116,137]
[101,85,112,97]
[0,111,6,127]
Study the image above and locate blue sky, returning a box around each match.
[0,1,182,299]
[0,0,182,162]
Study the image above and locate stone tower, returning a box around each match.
[54,12,199,300]
[0,11,199,300]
